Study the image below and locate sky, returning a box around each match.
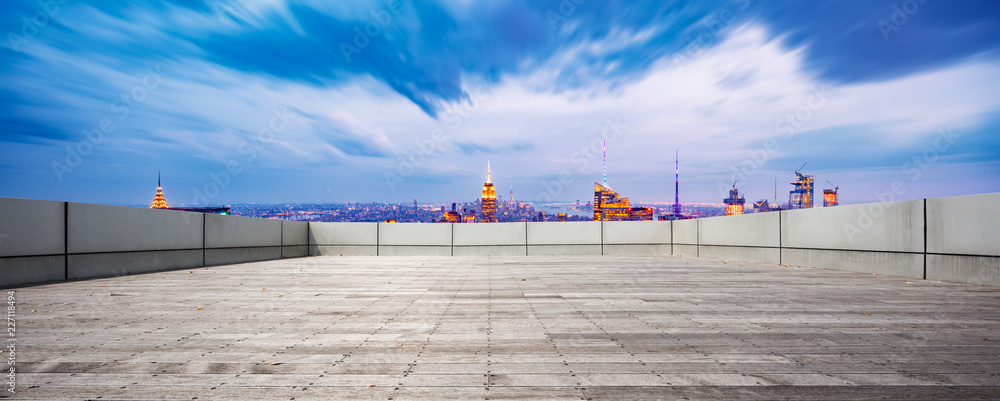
[2,0,1000,206]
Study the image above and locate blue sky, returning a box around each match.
[2,0,1000,206]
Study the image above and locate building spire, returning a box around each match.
[603,141,607,187]
[672,150,681,216]
[486,160,492,184]
[150,171,169,209]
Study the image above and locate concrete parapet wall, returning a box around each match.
[0,197,65,258]
[282,220,309,258]
[700,245,780,265]
[781,248,924,279]
[526,221,601,255]
[527,221,600,245]
[926,193,1000,286]
[927,193,999,256]
[782,199,923,252]
[1,197,309,287]
[673,219,698,245]
[603,221,671,256]
[380,223,451,246]
[454,222,526,256]
[205,214,280,249]
[69,203,204,253]
[697,212,779,264]
[3,192,999,287]
[379,223,452,256]
[701,212,780,248]
[308,222,377,256]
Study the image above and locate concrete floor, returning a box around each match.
[4,255,1000,400]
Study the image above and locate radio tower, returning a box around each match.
[672,150,681,216]
[602,141,608,187]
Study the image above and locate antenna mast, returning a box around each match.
[673,150,681,216]
[603,141,607,187]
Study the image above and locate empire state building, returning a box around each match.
[481,161,497,223]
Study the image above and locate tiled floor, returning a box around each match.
[5,255,1000,400]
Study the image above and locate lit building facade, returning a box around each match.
[789,172,814,209]
[444,203,462,222]
[753,199,771,213]
[481,162,497,223]
[150,173,169,209]
[823,189,839,207]
[593,182,652,221]
[724,185,745,216]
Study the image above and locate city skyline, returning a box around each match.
[3,1,1000,206]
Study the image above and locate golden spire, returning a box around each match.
[486,159,491,184]
[150,171,169,209]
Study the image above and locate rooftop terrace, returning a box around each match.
[6,255,1000,400]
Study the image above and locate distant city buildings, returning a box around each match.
[141,156,846,223]
[444,203,462,223]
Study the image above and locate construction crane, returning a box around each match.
[826,180,839,194]
[795,162,808,174]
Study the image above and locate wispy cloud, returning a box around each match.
[1,0,999,204]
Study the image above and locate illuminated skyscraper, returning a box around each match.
[593,144,651,221]
[789,170,814,209]
[481,161,497,223]
[150,172,169,209]
[593,182,652,221]
[753,199,771,213]
[594,182,629,221]
[724,184,745,216]
[823,189,839,207]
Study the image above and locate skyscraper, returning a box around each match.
[724,184,745,216]
[481,161,497,223]
[593,143,651,221]
[150,172,169,209]
[823,189,839,207]
[789,171,814,209]
[593,182,652,221]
